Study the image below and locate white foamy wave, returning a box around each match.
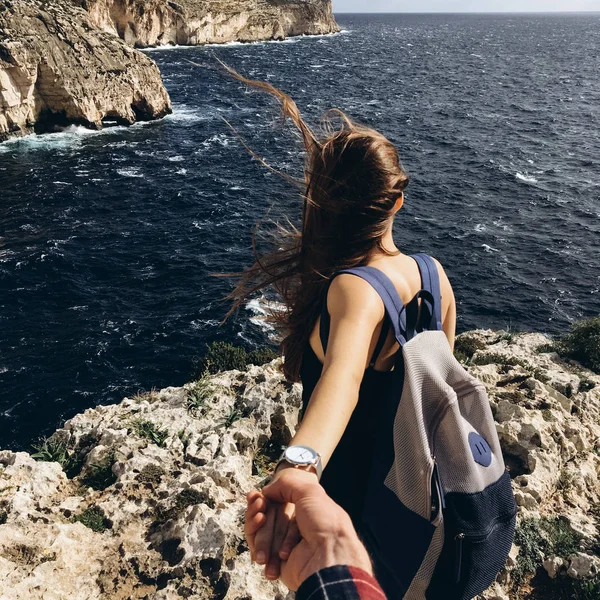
[474,223,487,232]
[0,366,8,374]
[117,167,144,178]
[191,318,221,330]
[176,168,188,175]
[142,30,346,52]
[164,105,208,124]
[199,133,231,151]
[516,172,538,183]
[482,244,500,253]
[246,296,286,336]
[0,120,155,153]
[0,126,97,153]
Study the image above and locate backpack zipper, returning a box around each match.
[452,509,518,584]
[454,533,465,584]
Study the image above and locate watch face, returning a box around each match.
[285,445,317,465]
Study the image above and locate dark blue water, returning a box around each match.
[1,13,599,451]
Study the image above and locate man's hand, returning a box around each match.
[245,469,373,591]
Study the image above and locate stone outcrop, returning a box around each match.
[0,0,171,142]
[1,331,599,599]
[77,0,339,48]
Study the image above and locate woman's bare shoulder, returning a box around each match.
[327,273,385,323]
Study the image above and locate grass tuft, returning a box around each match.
[31,435,83,478]
[556,315,600,374]
[131,420,169,447]
[186,377,215,415]
[72,506,110,533]
[223,408,243,428]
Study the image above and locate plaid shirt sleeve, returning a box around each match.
[296,565,387,600]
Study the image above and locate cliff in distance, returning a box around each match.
[77,0,339,48]
[0,0,172,142]
[1,330,599,599]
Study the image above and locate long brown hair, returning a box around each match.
[220,64,409,382]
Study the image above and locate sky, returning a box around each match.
[332,0,600,12]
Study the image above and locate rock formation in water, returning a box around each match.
[0,0,172,142]
[1,331,599,599]
[77,0,340,48]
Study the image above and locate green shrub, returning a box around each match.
[247,347,279,366]
[31,435,82,478]
[72,506,110,533]
[556,316,600,374]
[454,334,487,361]
[0,511,7,525]
[79,452,116,491]
[192,341,280,377]
[536,342,557,354]
[569,576,600,600]
[513,516,583,585]
[131,420,169,447]
[195,342,249,375]
[136,464,166,485]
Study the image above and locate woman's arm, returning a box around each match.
[251,274,385,581]
[433,258,456,352]
[287,272,386,468]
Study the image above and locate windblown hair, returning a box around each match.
[221,64,409,382]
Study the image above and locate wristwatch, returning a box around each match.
[276,445,323,481]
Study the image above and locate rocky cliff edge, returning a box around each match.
[1,331,599,599]
[0,0,172,142]
[79,0,340,48]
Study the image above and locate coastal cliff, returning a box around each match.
[1,331,599,599]
[0,0,172,142]
[77,0,339,48]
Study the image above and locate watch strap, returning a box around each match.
[277,446,323,481]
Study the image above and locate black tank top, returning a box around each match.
[299,338,398,526]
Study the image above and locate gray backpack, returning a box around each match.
[339,254,517,600]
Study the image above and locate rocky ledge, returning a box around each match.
[0,0,171,142]
[78,0,340,48]
[1,331,599,599]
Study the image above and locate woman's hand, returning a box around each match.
[245,465,314,580]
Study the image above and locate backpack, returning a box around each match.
[335,254,517,600]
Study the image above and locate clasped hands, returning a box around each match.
[244,465,373,591]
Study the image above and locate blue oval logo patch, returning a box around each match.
[469,432,492,467]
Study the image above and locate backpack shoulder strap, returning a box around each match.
[410,253,443,331]
[319,266,408,355]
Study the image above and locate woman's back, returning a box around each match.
[300,252,456,525]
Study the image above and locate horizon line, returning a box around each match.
[333,10,600,14]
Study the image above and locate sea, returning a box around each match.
[1,13,599,451]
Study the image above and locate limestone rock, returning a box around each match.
[0,358,297,599]
[543,555,565,579]
[1,331,600,600]
[78,0,340,48]
[0,0,171,142]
